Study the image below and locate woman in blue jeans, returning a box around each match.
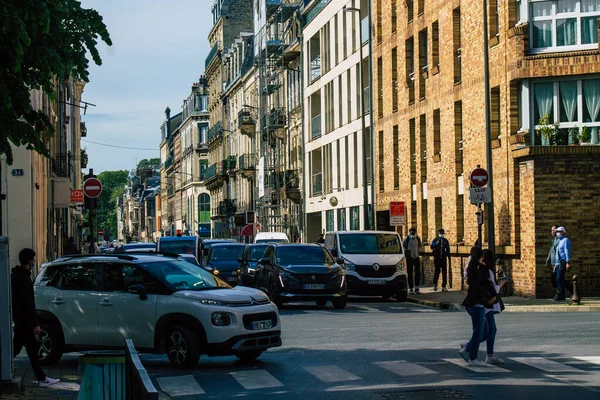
[460,246,497,367]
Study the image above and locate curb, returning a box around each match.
[0,375,24,397]
[407,297,462,311]
[504,305,600,312]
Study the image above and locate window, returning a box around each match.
[324,143,333,193]
[392,0,397,33]
[323,23,331,73]
[407,0,414,22]
[434,197,443,232]
[453,7,462,84]
[530,1,600,51]
[360,0,369,44]
[530,78,600,145]
[353,132,359,188]
[334,14,339,66]
[365,128,372,185]
[421,200,428,242]
[378,56,384,118]
[345,136,350,190]
[489,0,499,37]
[491,86,501,141]
[198,193,210,222]
[433,109,441,158]
[350,206,360,230]
[325,81,335,133]
[336,139,341,190]
[309,34,321,82]
[198,123,208,145]
[419,114,427,181]
[310,91,322,139]
[418,29,428,100]
[362,57,371,114]
[418,0,425,16]
[343,7,348,59]
[432,21,440,70]
[377,0,383,43]
[338,208,347,230]
[409,118,417,187]
[357,63,362,117]
[311,148,323,196]
[378,130,384,192]
[347,70,353,122]
[351,0,357,52]
[326,210,335,232]
[338,76,343,128]
[457,194,465,242]
[455,101,464,175]
[406,37,415,104]
[393,125,399,190]
[103,264,164,294]
[392,47,398,112]
[59,264,96,291]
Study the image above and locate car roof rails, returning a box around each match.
[124,251,182,259]
[56,254,136,261]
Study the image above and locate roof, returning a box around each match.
[159,236,199,242]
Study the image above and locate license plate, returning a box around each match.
[226,277,238,282]
[252,320,273,330]
[367,280,386,285]
[302,284,325,290]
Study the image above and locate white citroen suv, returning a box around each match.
[33,253,281,368]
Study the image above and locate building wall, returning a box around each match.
[374,0,600,296]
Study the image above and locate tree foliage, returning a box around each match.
[0,0,112,164]
[136,158,161,170]
[96,170,128,241]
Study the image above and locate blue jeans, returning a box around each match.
[556,261,566,298]
[465,311,497,356]
[465,306,486,360]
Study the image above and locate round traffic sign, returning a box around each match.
[470,168,489,187]
[98,229,104,236]
[83,178,103,198]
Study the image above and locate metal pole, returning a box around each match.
[483,0,495,253]
[367,0,376,230]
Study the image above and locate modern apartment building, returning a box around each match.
[302,0,374,241]
[374,0,600,297]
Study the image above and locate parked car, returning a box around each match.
[157,236,201,259]
[254,244,347,309]
[254,232,289,244]
[33,253,281,368]
[323,231,408,301]
[204,243,247,286]
[238,244,269,287]
[115,243,157,253]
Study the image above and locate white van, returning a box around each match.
[254,232,290,244]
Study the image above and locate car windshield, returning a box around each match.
[159,240,196,255]
[256,238,288,244]
[276,246,334,265]
[339,233,403,255]
[249,245,268,261]
[209,245,245,261]
[141,260,230,291]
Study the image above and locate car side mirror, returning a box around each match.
[260,257,271,265]
[336,257,344,265]
[128,284,148,301]
[330,248,338,257]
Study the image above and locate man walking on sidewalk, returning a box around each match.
[403,228,422,294]
[431,228,451,292]
[553,227,572,302]
[12,248,60,387]
[546,225,559,293]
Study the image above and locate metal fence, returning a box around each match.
[125,339,158,400]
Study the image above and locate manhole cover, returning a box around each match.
[48,382,80,397]
[380,389,472,400]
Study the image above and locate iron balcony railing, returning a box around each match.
[203,163,218,181]
[164,155,173,170]
[51,153,71,178]
[207,121,223,144]
[205,43,219,69]
[239,153,256,170]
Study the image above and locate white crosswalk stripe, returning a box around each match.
[510,357,585,373]
[574,356,600,366]
[303,365,362,382]
[231,369,284,390]
[443,358,511,373]
[157,375,205,397]
[374,360,438,376]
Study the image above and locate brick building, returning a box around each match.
[374,0,600,297]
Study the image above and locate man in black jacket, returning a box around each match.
[12,248,59,387]
[430,228,451,292]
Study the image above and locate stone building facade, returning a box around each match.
[374,0,600,297]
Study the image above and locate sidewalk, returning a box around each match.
[407,286,600,312]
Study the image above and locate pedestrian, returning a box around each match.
[12,248,60,387]
[316,234,325,244]
[553,226,572,302]
[403,228,422,294]
[430,228,450,292]
[83,235,100,255]
[546,225,559,294]
[461,249,507,365]
[459,246,497,367]
[64,236,80,255]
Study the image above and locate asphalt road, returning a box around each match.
[141,298,600,400]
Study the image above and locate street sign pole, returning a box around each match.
[483,0,496,254]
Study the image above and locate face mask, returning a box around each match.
[439,234,444,238]
[409,234,415,238]
[556,232,563,238]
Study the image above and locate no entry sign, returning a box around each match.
[83,178,103,198]
[469,168,489,187]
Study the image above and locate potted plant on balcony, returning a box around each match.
[569,128,580,145]
[580,126,591,145]
[537,114,559,145]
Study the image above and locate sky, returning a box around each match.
[79,0,213,173]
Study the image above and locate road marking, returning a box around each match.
[374,360,438,377]
[510,357,584,373]
[573,356,600,366]
[443,358,510,373]
[231,369,284,390]
[157,375,204,397]
[303,365,362,383]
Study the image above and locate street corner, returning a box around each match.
[406,296,462,311]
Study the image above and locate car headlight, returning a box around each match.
[396,260,406,272]
[211,312,232,326]
[343,259,356,271]
[199,299,224,306]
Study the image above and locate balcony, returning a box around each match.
[262,108,287,137]
[225,156,237,171]
[51,153,71,178]
[239,109,256,137]
[164,155,174,171]
[239,153,256,171]
[207,122,223,146]
[205,43,219,69]
[212,199,237,219]
[285,169,301,202]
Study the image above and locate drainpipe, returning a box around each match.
[299,32,306,242]
[368,0,376,230]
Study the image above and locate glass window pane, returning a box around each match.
[533,20,554,48]
[559,81,578,122]
[534,82,554,124]
[557,18,577,46]
[582,16,599,44]
[583,79,600,123]
[582,0,600,12]
[557,0,576,13]
[532,1,553,17]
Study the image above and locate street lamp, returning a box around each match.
[482,0,495,253]
[345,6,372,230]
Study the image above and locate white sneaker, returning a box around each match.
[433,285,438,292]
[409,289,414,294]
[458,347,469,362]
[39,377,60,387]
[468,359,489,368]
[485,355,505,364]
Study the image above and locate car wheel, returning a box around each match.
[268,279,283,308]
[236,351,263,362]
[166,325,201,368]
[396,289,408,302]
[315,299,327,307]
[331,295,348,310]
[38,322,63,366]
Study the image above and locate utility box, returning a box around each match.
[0,237,13,381]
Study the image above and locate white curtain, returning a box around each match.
[535,82,554,123]
[582,17,599,45]
[560,81,577,122]
[582,0,600,12]
[584,80,600,122]
[557,18,577,46]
